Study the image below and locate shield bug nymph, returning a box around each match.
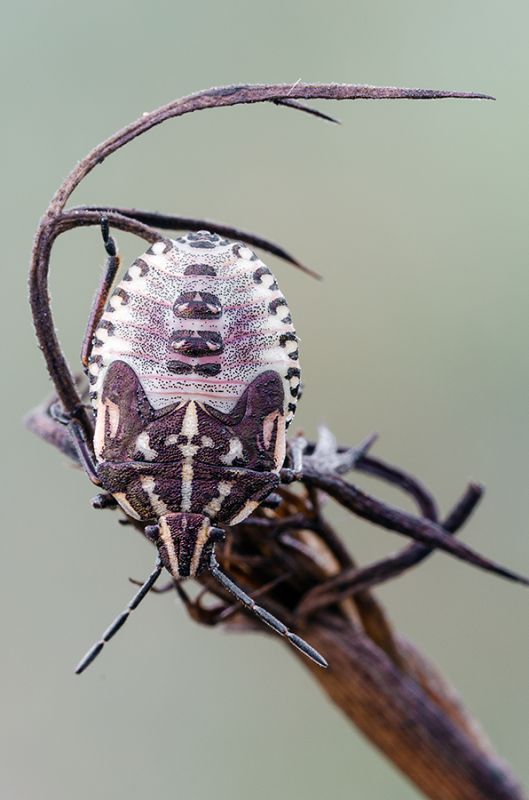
[71,224,326,672]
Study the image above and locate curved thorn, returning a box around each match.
[70,205,321,279]
[273,98,341,124]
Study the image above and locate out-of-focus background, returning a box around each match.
[3,1,529,798]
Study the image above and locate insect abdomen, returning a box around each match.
[88,231,300,425]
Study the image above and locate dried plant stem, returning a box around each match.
[26,390,528,800]
[304,623,525,800]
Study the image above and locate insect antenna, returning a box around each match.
[208,552,328,668]
[75,556,163,674]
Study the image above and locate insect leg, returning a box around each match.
[260,492,283,510]
[80,216,121,368]
[26,393,104,488]
[128,576,175,594]
[75,556,163,674]
[50,406,101,486]
[24,397,81,464]
[209,553,327,668]
[91,493,118,510]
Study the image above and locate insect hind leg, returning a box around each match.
[209,553,327,668]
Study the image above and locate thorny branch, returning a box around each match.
[27,83,527,799]
[29,81,493,444]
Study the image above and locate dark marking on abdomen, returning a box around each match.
[184,263,217,277]
[173,291,222,320]
[170,330,224,357]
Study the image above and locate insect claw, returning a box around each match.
[210,526,226,543]
[91,493,117,510]
[49,402,70,426]
[144,524,159,542]
[280,468,301,485]
[260,492,282,510]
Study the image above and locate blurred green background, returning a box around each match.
[3,1,528,798]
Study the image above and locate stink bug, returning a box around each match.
[68,223,325,672]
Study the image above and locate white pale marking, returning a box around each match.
[165,434,179,446]
[113,491,141,520]
[273,414,286,470]
[140,475,169,515]
[181,462,194,511]
[284,339,298,355]
[181,402,199,439]
[124,270,148,292]
[135,431,158,461]
[275,305,291,322]
[289,376,300,389]
[145,253,170,270]
[203,481,232,517]
[180,444,199,458]
[128,265,143,279]
[108,296,131,322]
[95,327,109,342]
[238,247,253,260]
[176,403,200,511]
[260,273,275,289]
[262,412,278,450]
[201,435,214,448]
[99,336,132,355]
[230,500,259,526]
[220,438,243,466]
[151,241,166,255]
[261,346,287,365]
[93,398,106,459]
[106,399,120,438]
[159,516,180,577]
[89,362,100,376]
[264,315,289,332]
[190,518,212,576]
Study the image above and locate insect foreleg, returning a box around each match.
[58,413,101,486]
[209,553,327,668]
[81,216,121,369]
[91,493,118,510]
[24,398,81,464]
[75,555,163,674]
